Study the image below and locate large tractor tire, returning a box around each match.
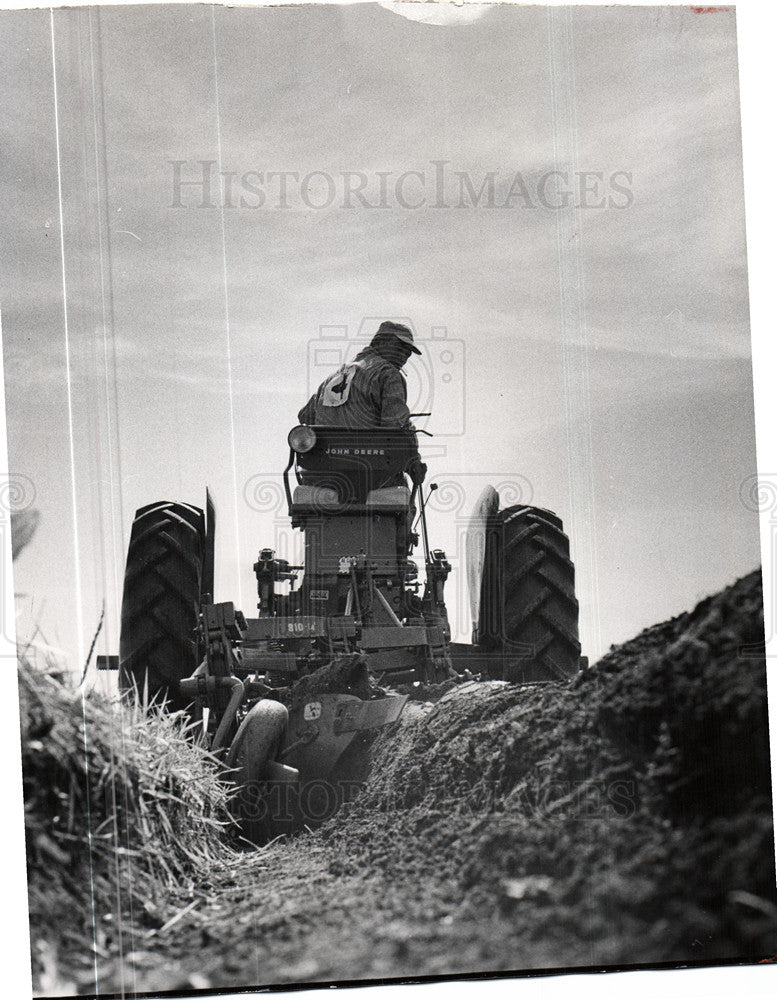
[226,700,297,845]
[119,501,206,714]
[478,505,580,682]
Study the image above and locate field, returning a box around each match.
[19,569,776,997]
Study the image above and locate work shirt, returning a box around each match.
[298,348,412,429]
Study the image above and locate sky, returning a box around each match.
[0,1,760,674]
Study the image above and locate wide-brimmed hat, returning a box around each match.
[375,320,422,355]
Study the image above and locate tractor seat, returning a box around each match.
[291,484,342,510]
[291,483,412,518]
[365,486,412,509]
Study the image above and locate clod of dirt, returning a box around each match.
[288,652,382,706]
[318,569,776,969]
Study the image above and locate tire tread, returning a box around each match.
[478,504,580,681]
[119,501,205,714]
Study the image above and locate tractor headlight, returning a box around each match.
[288,425,317,453]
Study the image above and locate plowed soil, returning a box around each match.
[26,570,777,996]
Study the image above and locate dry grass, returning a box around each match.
[19,651,238,992]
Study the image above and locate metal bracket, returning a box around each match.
[332,694,408,735]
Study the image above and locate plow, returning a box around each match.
[101,422,582,843]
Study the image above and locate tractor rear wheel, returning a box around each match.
[479,505,580,681]
[119,501,206,714]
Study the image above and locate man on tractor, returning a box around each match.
[298,320,427,488]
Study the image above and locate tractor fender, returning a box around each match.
[465,485,500,641]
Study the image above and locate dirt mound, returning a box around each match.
[319,569,776,967]
[591,571,771,821]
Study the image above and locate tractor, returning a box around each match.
[105,422,580,842]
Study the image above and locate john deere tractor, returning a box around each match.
[108,423,580,841]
